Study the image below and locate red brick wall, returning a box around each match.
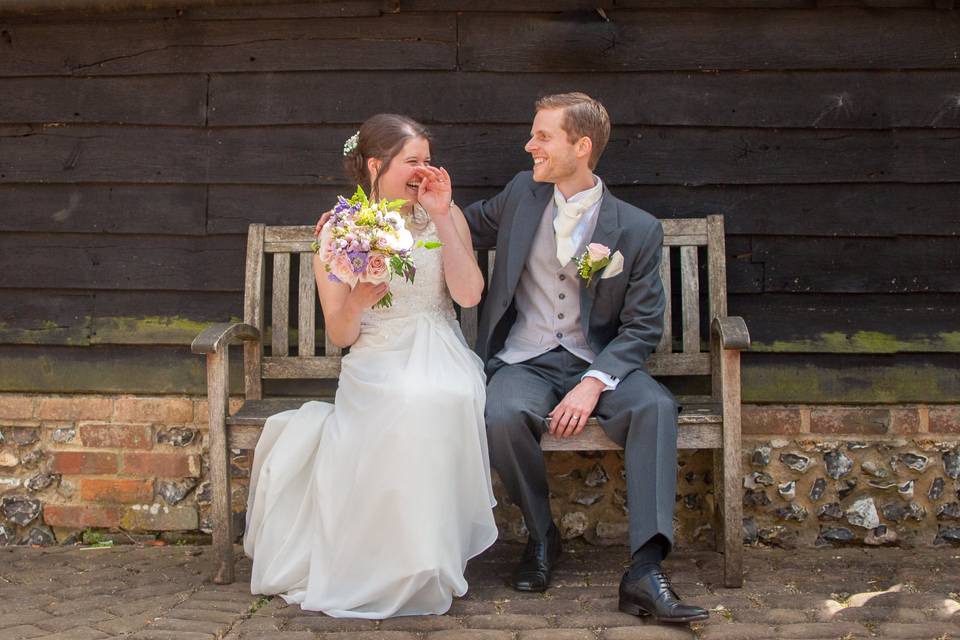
[0,393,244,544]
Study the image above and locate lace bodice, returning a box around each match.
[358,207,456,341]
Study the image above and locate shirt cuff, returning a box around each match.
[583,370,619,392]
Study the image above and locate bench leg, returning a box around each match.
[712,448,724,554]
[721,435,743,587]
[719,348,744,588]
[207,349,235,584]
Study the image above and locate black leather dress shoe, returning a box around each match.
[618,569,709,623]
[511,525,561,592]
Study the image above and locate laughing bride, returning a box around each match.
[243,114,498,618]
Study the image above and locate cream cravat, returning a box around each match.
[553,181,603,266]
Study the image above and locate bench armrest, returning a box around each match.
[191,322,261,355]
[711,316,750,351]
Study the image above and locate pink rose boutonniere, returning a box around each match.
[575,243,612,286]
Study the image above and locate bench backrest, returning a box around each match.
[240,215,727,401]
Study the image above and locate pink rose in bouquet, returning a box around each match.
[363,253,391,285]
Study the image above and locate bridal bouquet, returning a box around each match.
[312,186,439,308]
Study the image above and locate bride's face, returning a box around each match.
[371,136,431,211]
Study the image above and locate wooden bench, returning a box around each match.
[192,214,749,588]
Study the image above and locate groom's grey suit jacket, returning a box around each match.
[463,171,666,381]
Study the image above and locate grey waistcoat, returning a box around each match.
[495,201,599,365]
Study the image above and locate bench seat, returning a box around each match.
[225,396,722,451]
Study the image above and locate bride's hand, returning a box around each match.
[315,209,333,237]
[347,282,390,310]
[414,166,452,219]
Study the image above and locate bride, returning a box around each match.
[243,114,498,618]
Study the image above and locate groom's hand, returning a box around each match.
[314,209,333,237]
[548,377,606,438]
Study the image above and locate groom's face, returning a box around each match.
[525,108,582,184]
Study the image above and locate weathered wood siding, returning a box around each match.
[1,1,958,401]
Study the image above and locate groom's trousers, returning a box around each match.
[485,346,678,556]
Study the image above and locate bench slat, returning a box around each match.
[229,406,722,450]
[260,353,710,379]
[264,226,316,253]
[228,396,330,425]
[269,222,709,242]
[664,234,708,247]
[265,240,315,253]
[657,247,672,353]
[271,253,290,357]
[647,352,710,376]
[262,356,341,378]
[229,395,716,422]
[265,225,315,242]
[541,420,721,451]
[298,253,316,357]
[681,245,701,354]
[661,218,707,236]
[243,224,266,400]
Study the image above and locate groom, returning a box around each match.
[461,93,708,623]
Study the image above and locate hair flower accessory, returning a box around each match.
[342,131,360,156]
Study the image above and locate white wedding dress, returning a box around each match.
[244,210,498,618]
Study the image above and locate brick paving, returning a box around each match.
[1,542,958,639]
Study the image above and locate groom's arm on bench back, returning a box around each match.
[590,211,667,382]
[460,172,526,251]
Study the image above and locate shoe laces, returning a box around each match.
[651,570,680,600]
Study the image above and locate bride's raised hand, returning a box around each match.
[414,166,452,219]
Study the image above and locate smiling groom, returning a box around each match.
[461,93,708,623]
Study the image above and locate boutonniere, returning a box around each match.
[575,243,625,286]
[575,243,611,286]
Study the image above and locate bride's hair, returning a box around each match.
[343,114,432,198]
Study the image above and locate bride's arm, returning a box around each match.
[415,166,484,308]
[313,254,388,347]
[434,204,484,308]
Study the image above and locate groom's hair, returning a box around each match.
[535,93,610,169]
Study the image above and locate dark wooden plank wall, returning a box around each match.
[1,0,959,401]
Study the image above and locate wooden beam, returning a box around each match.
[6,125,960,187]
[208,70,960,130]
[0,0,368,16]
